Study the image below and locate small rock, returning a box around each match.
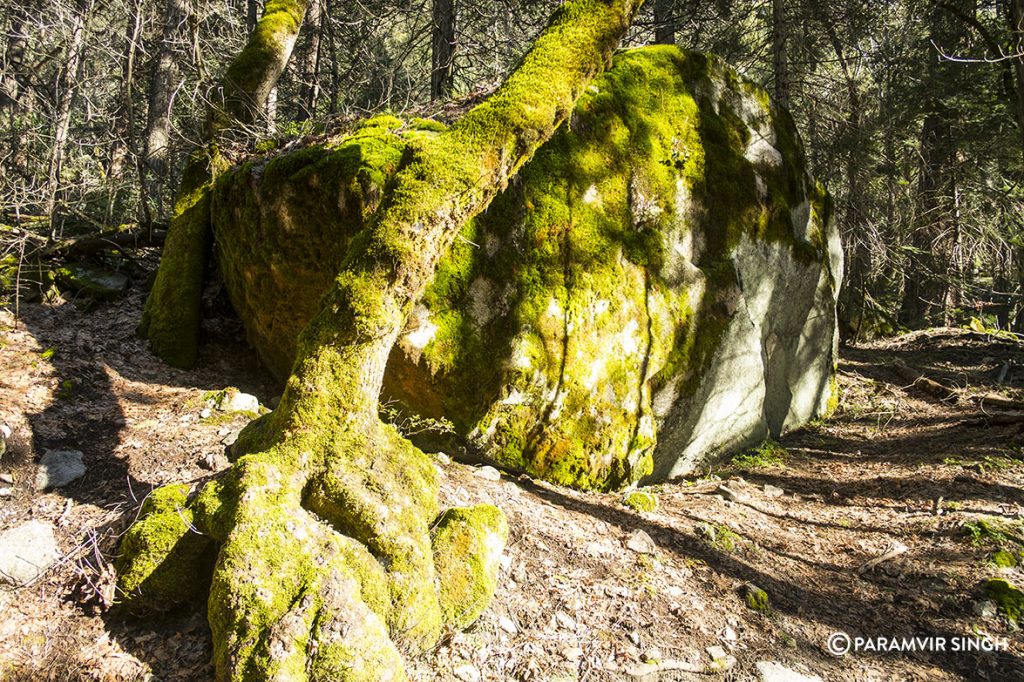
[221,431,240,446]
[0,472,13,484]
[706,645,728,662]
[555,611,577,631]
[0,487,12,498]
[200,407,212,419]
[974,599,998,618]
[200,452,230,471]
[0,520,60,585]
[626,529,657,554]
[498,616,518,634]
[716,484,747,502]
[628,630,641,645]
[723,625,737,642]
[218,391,260,414]
[755,661,824,682]
[435,452,451,465]
[473,465,501,481]
[744,584,771,614]
[763,484,785,498]
[453,663,480,682]
[641,647,662,662]
[34,449,86,490]
[562,647,584,662]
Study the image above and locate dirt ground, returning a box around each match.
[2,290,1024,681]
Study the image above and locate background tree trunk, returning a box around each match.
[45,0,93,236]
[142,0,190,223]
[297,0,322,120]
[654,0,675,44]
[431,0,456,100]
[771,0,790,108]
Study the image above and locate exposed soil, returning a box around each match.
[2,292,1024,681]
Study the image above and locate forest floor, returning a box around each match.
[1,290,1024,682]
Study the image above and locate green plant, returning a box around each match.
[730,439,788,469]
[697,522,741,553]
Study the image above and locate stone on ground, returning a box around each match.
[0,520,60,586]
[34,449,86,490]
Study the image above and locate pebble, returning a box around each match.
[218,391,260,414]
[642,647,662,662]
[453,663,480,682]
[763,484,785,498]
[974,599,997,618]
[626,529,657,554]
[200,452,230,471]
[0,520,60,585]
[555,611,577,631]
[473,465,501,481]
[0,486,12,498]
[498,616,518,634]
[716,484,748,502]
[0,472,13,484]
[562,647,584,662]
[435,452,451,465]
[34,449,86,490]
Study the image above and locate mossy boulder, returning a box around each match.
[984,578,1024,623]
[211,47,841,491]
[54,264,129,301]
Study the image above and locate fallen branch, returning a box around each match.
[891,359,959,402]
[858,541,908,574]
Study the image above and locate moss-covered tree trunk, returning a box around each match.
[138,0,312,367]
[118,1,644,680]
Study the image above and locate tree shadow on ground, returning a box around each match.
[2,283,277,680]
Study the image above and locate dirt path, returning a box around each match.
[2,294,1023,681]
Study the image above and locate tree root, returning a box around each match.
[116,420,507,681]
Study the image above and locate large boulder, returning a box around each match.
[211,47,842,491]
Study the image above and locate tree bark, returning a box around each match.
[900,110,959,327]
[45,0,93,235]
[654,0,675,44]
[118,2,645,679]
[138,0,313,368]
[431,0,456,100]
[1010,0,1024,160]
[771,0,790,108]
[297,0,322,120]
[2,0,34,178]
[141,0,190,222]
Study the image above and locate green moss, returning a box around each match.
[743,584,771,614]
[116,484,214,610]
[697,522,741,553]
[985,578,1024,623]
[213,45,831,494]
[731,439,788,469]
[990,550,1020,568]
[623,489,658,512]
[963,517,1021,547]
[431,504,509,630]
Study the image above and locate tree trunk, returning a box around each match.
[138,0,313,368]
[118,1,644,679]
[431,0,456,100]
[297,0,322,120]
[900,110,959,327]
[1010,0,1024,160]
[2,1,34,178]
[654,0,675,44]
[45,0,93,236]
[141,0,190,223]
[771,0,790,108]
